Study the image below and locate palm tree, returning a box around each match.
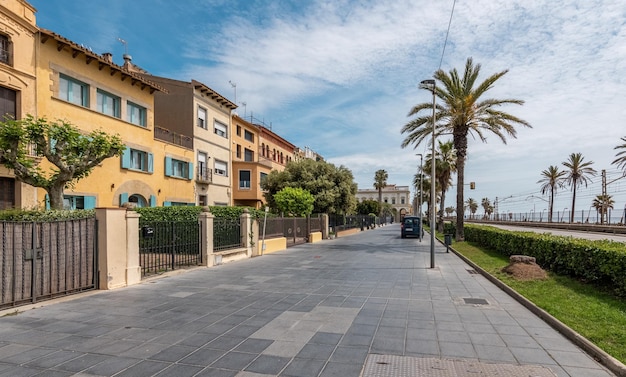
[465,198,478,219]
[537,165,566,223]
[445,206,455,216]
[562,153,596,223]
[481,197,492,219]
[401,57,531,241]
[373,169,388,220]
[425,140,456,231]
[612,136,626,174]
[592,194,614,224]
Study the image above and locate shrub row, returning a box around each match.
[134,206,266,224]
[464,224,626,297]
[0,209,95,221]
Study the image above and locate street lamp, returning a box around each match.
[416,153,423,242]
[560,207,568,222]
[541,208,547,222]
[420,78,436,269]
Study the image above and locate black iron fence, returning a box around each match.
[139,221,201,277]
[214,217,242,251]
[0,218,97,309]
[330,214,376,232]
[262,215,322,246]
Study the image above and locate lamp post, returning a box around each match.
[416,153,423,242]
[420,79,436,269]
[560,207,568,223]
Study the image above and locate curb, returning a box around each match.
[447,243,626,377]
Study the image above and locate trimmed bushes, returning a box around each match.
[464,224,626,297]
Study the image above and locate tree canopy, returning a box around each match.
[261,159,357,214]
[274,187,315,216]
[0,116,125,210]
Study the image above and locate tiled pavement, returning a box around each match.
[0,225,618,377]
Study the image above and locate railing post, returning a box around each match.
[321,214,329,239]
[198,208,214,266]
[241,209,253,258]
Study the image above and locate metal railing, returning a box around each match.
[139,221,201,277]
[214,217,242,251]
[196,166,212,183]
[0,218,97,309]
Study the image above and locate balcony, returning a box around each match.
[196,166,212,183]
[154,126,193,150]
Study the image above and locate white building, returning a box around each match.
[356,184,412,221]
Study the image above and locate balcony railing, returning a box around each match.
[196,166,212,183]
[154,126,193,150]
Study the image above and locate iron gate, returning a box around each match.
[139,221,201,277]
[0,218,97,309]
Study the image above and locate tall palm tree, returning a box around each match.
[612,136,626,174]
[465,198,478,219]
[537,165,566,223]
[373,169,388,219]
[592,194,614,224]
[562,153,596,223]
[401,57,531,241]
[426,140,456,231]
[481,197,492,219]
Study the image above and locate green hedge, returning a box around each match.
[134,206,266,224]
[464,224,626,297]
[0,209,95,221]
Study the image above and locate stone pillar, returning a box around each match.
[250,216,260,257]
[96,208,136,290]
[321,213,329,239]
[125,210,141,286]
[198,207,214,266]
[241,209,253,257]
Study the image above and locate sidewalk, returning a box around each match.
[0,225,618,376]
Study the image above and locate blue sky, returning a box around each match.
[30,0,626,221]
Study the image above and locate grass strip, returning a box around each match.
[451,240,626,364]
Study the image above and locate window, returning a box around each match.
[244,148,254,162]
[239,170,251,189]
[401,197,405,204]
[214,120,227,137]
[391,198,396,204]
[198,195,207,206]
[127,101,146,127]
[244,130,254,142]
[0,177,15,210]
[214,160,227,176]
[0,86,16,120]
[197,152,210,181]
[198,106,207,129]
[97,89,120,117]
[236,144,241,159]
[384,197,388,203]
[260,172,268,188]
[63,195,96,210]
[236,125,241,136]
[261,143,265,157]
[165,157,193,180]
[0,34,11,65]
[60,74,89,107]
[121,147,153,173]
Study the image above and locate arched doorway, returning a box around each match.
[128,194,147,208]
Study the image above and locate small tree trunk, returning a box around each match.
[47,183,66,210]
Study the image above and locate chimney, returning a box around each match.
[102,52,113,63]
[123,53,132,69]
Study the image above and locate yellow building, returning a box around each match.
[0,0,38,209]
[0,0,195,209]
[259,125,296,172]
[231,114,272,208]
[142,76,236,207]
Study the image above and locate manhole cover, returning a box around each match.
[463,297,489,305]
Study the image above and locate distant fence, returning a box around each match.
[214,217,242,251]
[262,215,322,246]
[138,221,201,277]
[329,214,376,232]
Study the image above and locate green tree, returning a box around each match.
[356,199,379,216]
[537,165,566,223]
[0,116,125,210]
[612,136,626,174]
[261,159,357,214]
[592,194,614,224]
[373,169,388,218]
[562,152,596,223]
[401,57,531,240]
[465,197,478,219]
[274,187,315,216]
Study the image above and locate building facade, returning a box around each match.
[356,184,412,220]
[146,76,236,207]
